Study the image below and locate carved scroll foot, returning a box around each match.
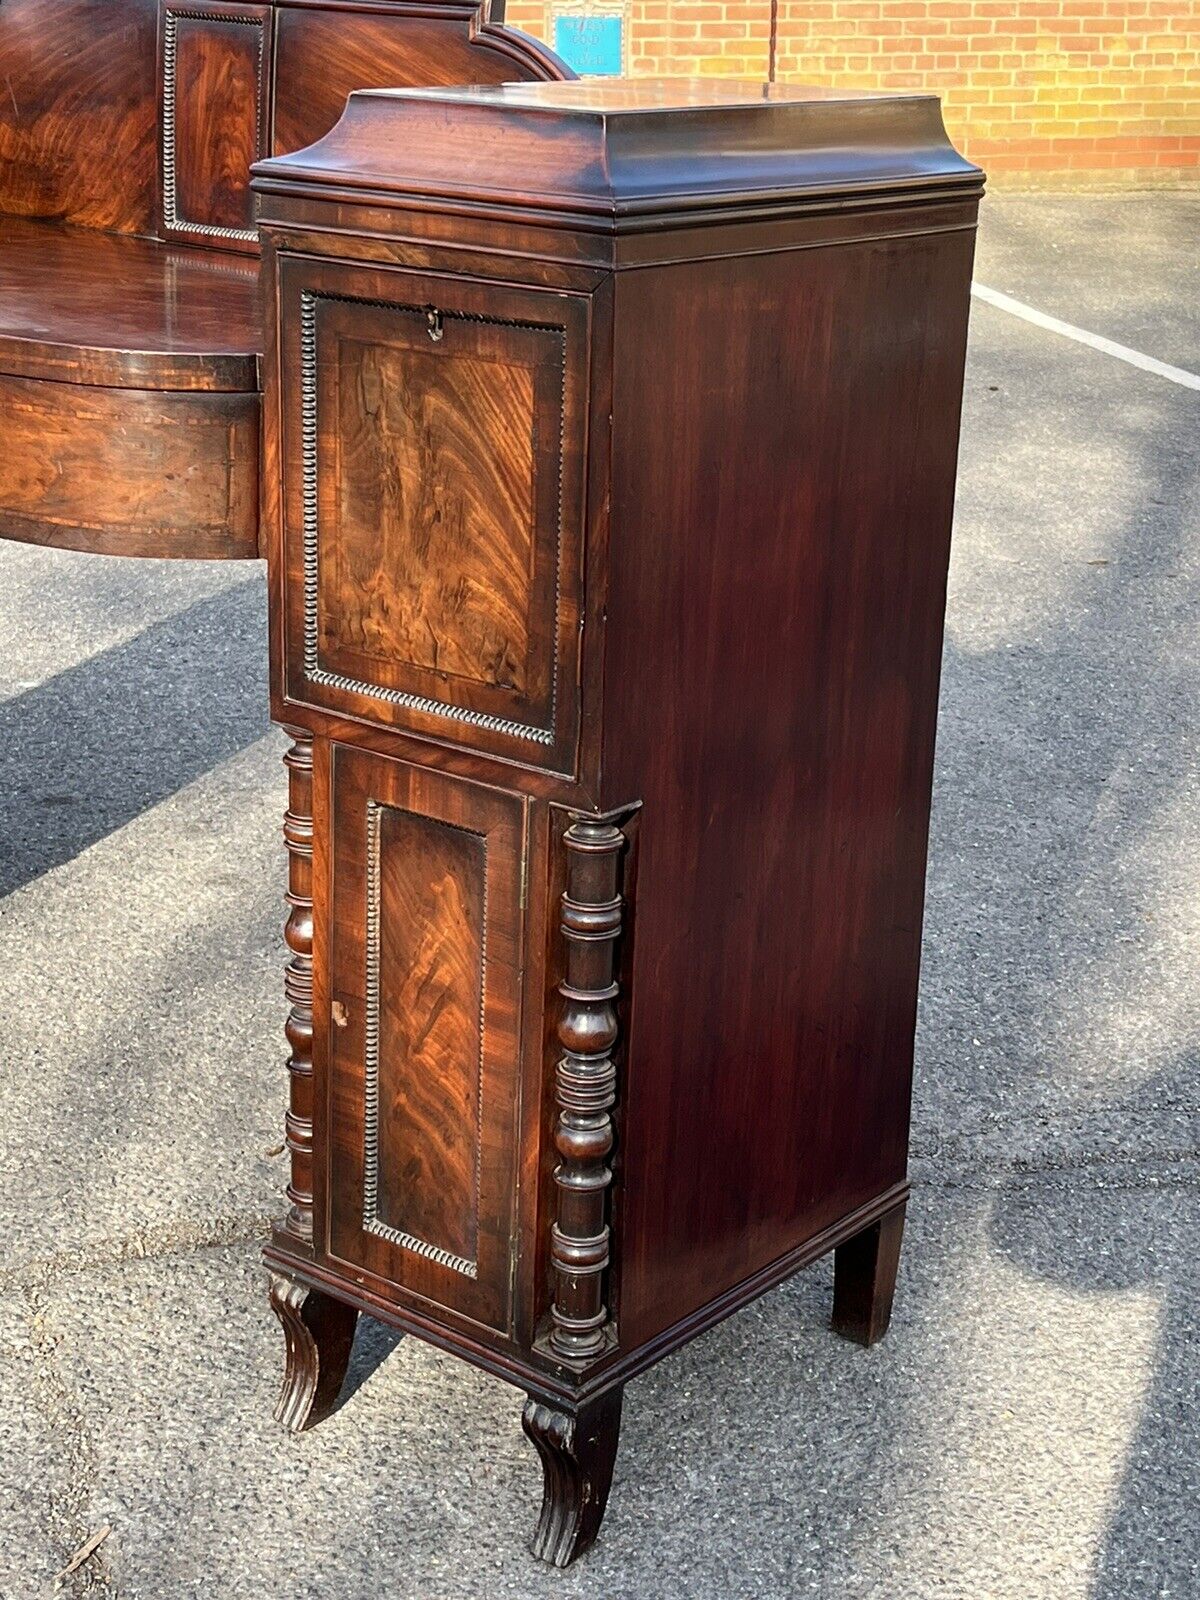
[830,1198,907,1347]
[268,1271,358,1433]
[521,1388,623,1567]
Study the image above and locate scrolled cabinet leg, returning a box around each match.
[268,1270,358,1433]
[830,1198,907,1347]
[521,1387,624,1567]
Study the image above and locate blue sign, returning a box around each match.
[553,14,624,77]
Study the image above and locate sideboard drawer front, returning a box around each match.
[325,745,525,1333]
[280,258,588,774]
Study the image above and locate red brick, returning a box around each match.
[631,0,1200,183]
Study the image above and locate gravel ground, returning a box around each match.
[0,192,1196,1600]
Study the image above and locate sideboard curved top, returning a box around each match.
[0,0,572,559]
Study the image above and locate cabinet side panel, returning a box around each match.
[604,226,976,1346]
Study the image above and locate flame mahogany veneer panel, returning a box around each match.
[374,802,485,1269]
[0,0,570,559]
[160,0,274,248]
[278,258,588,774]
[323,746,526,1334]
[322,320,539,699]
[271,7,552,162]
[0,0,569,243]
[0,0,160,233]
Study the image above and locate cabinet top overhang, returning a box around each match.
[252,77,984,231]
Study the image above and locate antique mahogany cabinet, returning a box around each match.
[250,81,984,1563]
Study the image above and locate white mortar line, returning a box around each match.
[971,282,1200,393]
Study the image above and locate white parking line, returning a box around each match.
[971,282,1200,393]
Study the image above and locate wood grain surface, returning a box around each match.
[0,0,567,243]
[279,261,587,771]
[323,747,526,1333]
[603,230,976,1345]
[254,76,980,1568]
[272,6,562,163]
[0,371,259,558]
[0,217,261,391]
[326,328,536,694]
[0,0,159,234]
[375,803,485,1268]
[162,2,273,245]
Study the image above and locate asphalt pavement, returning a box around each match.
[0,192,1196,1599]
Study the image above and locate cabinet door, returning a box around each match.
[278,257,589,775]
[323,745,526,1333]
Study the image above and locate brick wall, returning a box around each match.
[505,0,1200,185]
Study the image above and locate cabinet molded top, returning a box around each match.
[252,76,985,230]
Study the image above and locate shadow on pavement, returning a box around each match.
[930,330,1199,1597]
[0,576,270,898]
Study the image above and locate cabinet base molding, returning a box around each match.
[264,1186,907,1563]
[263,1181,911,1413]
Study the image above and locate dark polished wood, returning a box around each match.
[545,813,629,1364]
[374,803,486,1267]
[832,1198,907,1347]
[252,77,981,230]
[282,729,318,1244]
[603,227,976,1349]
[323,746,525,1334]
[255,81,982,1564]
[0,0,160,235]
[0,370,260,559]
[522,1388,624,1567]
[0,0,573,560]
[271,0,569,163]
[0,217,261,391]
[276,256,587,771]
[0,217,263,559]
[159,1,275,249]
[314,292,553,705]
[268,1268,359,1432]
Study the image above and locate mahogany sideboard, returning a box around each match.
[251,81,984,1564]
[0,0,571,557]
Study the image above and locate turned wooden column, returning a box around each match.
[270,727,359,1432]
[282,726,316,1244]
[548,813,628,1361]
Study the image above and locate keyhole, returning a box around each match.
[425,308,444,342]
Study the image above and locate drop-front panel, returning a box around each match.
[277,259,587,771]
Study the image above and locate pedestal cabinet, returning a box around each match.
[252,80,984,1566]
